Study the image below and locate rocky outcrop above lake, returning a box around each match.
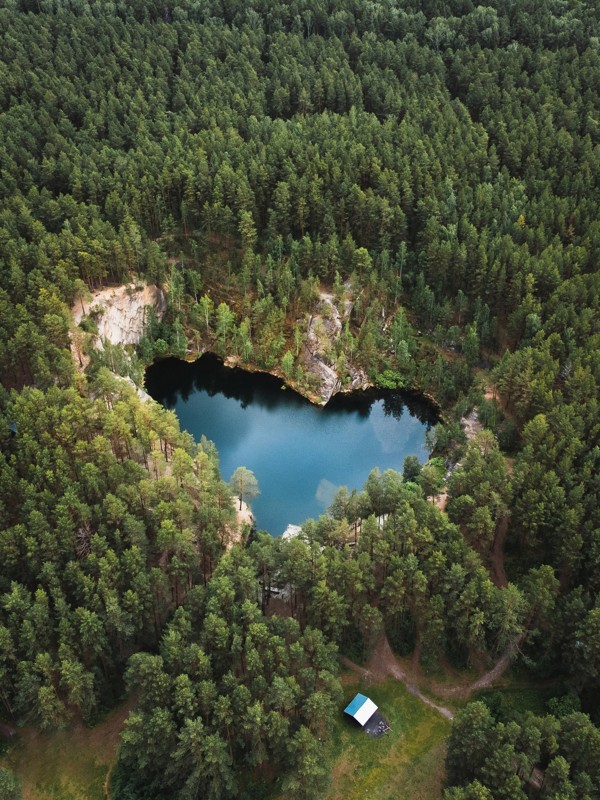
[73,282,373,408]
[302,292,369,404]
[73,283,166,349]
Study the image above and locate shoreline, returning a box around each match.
[145,349,444,424]
[69,280,446,422]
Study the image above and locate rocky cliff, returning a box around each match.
[73,284,166,348]
[302,292,369,404]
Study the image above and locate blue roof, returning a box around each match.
[344,693,369,717]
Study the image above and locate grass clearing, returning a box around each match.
[2,677,452,800]
[474,686,554,718]
[1,700,132,800]
[326,674,451,800]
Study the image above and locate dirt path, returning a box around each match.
[343,629,528,720]
[342,636,454,720]
[459,632,527,695]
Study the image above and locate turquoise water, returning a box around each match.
[145,354,436,535]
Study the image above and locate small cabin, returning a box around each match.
[344,693,391,737]
[344,693,378,726]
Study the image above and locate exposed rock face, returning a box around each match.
[73,284,166,348]
[282,524,302,540]
[302,292,369,404]
[120,374,153,403]
[460,409,484,441]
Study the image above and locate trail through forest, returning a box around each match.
[342,639,454,719]
[343,629,527,721]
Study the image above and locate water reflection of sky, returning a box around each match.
[146,355,435,536]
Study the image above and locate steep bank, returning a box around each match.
[72,283,166,349]
[71,282,442,416]
[302,291,370,404]
[224,289,371,405]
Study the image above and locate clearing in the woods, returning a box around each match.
[326,674,451,800]
[5,680,449,800]
[1,700,133,800]
[2,660,551,800]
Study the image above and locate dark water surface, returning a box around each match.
[145,354,437,535]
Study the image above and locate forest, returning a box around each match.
[0,0,598,798]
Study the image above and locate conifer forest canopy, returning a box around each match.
[0,1,599,799]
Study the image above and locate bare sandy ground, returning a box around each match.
[225,496,254,549]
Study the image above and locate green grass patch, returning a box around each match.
[1,701,132,800]
[2,682,453,800]
[474,686,555,720]
[325,674,451,800]
[3,732,106,800]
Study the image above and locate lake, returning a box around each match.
[145,354,437,536]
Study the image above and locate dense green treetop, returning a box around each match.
[0,0,598,796]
